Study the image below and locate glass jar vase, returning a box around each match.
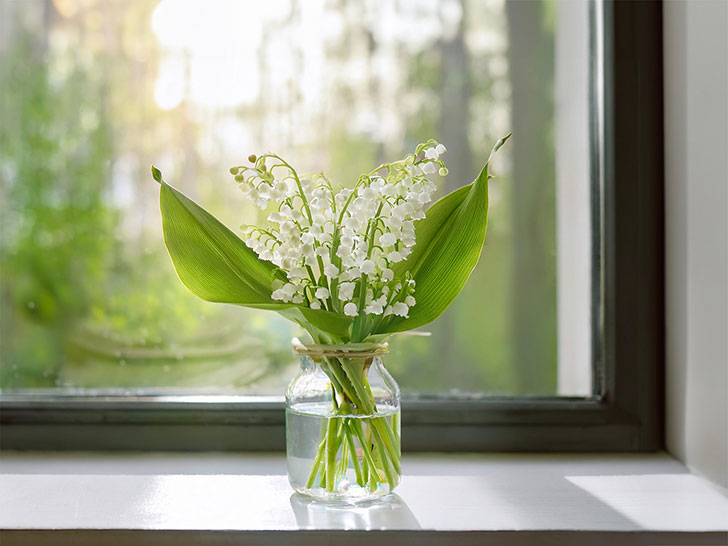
[286,341,401,503]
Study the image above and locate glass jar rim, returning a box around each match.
[291,337,388,358]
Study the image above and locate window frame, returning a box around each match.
[0,0,664,452]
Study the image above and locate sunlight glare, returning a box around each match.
[154,52,185,110]
[151,0,290,109]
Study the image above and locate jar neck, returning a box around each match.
[292,339,388,361]
[298,353,384,372]
[293,339,389,360]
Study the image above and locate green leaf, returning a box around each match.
[273,306,352,339]
[155,168,353,337]
[160,180,278,303]
[151,165,162,183]
[383,134,511,333]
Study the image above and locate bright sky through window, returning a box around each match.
[150,0,337,110]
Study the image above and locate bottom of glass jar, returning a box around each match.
[292,482,393,504]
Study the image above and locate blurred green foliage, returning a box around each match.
[1,33,115,387]
[0,20,292,391]
[0,0,557,396]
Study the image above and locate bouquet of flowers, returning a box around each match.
[152,134,509,495]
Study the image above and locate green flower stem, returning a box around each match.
[338,359,375,413]
[369,424,395,488]
[360,443,370,484]
[350,417,387,488]
[336,181,362,224]
[360,370,401,464]
[364,424,378,475]
[305,434,328,489]
[265,153,312,224]
[370,417,401,474]
[353,202,384,342]
[362,420,394,490]
[344,421,364,486]
[325,416,340,492]
[391,412,400,445]
[304,264,320,293]
[327,226,343,313]
[305,355,400,495]
[337,358,401,474]
[337,434,349,478]
[367,161,399,178]
[326,417,342,492]
[321,357,357,404]
[353,272,369,342]
[364,422,374,454]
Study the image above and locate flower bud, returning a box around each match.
[248,154,257,163]
[230,166,240,175]
[438,167,449,176]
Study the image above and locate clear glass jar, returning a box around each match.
[286,341,401,503]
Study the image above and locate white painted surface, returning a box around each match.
[555,0,592,396]
[664,0,728,488]
[566,474,728,531]
[0,451,687,476]
[0,453,726,532]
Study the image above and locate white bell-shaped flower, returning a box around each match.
[233,141,448,319]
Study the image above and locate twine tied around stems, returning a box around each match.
[291,338,389,359]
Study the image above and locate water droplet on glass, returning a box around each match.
[119,359,127,367]
[163,365,171,373]
[27,301,36,309]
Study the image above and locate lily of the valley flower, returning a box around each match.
[231,140,449,322]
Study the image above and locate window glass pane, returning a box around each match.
[0,0,591,397]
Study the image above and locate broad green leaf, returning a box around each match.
[390,184,471,281]
[382,134,511,334]
[159,180,278,303]
[256,304,353,338]
[154,167,353,337]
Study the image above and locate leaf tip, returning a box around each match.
[485,133,512,168]
[151,165,163,184]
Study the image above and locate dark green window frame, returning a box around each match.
[0,0,664,452]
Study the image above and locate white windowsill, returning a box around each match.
[1,452,726,545]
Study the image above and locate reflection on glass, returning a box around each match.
[290,492,420,530]
[0,0,566,396]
